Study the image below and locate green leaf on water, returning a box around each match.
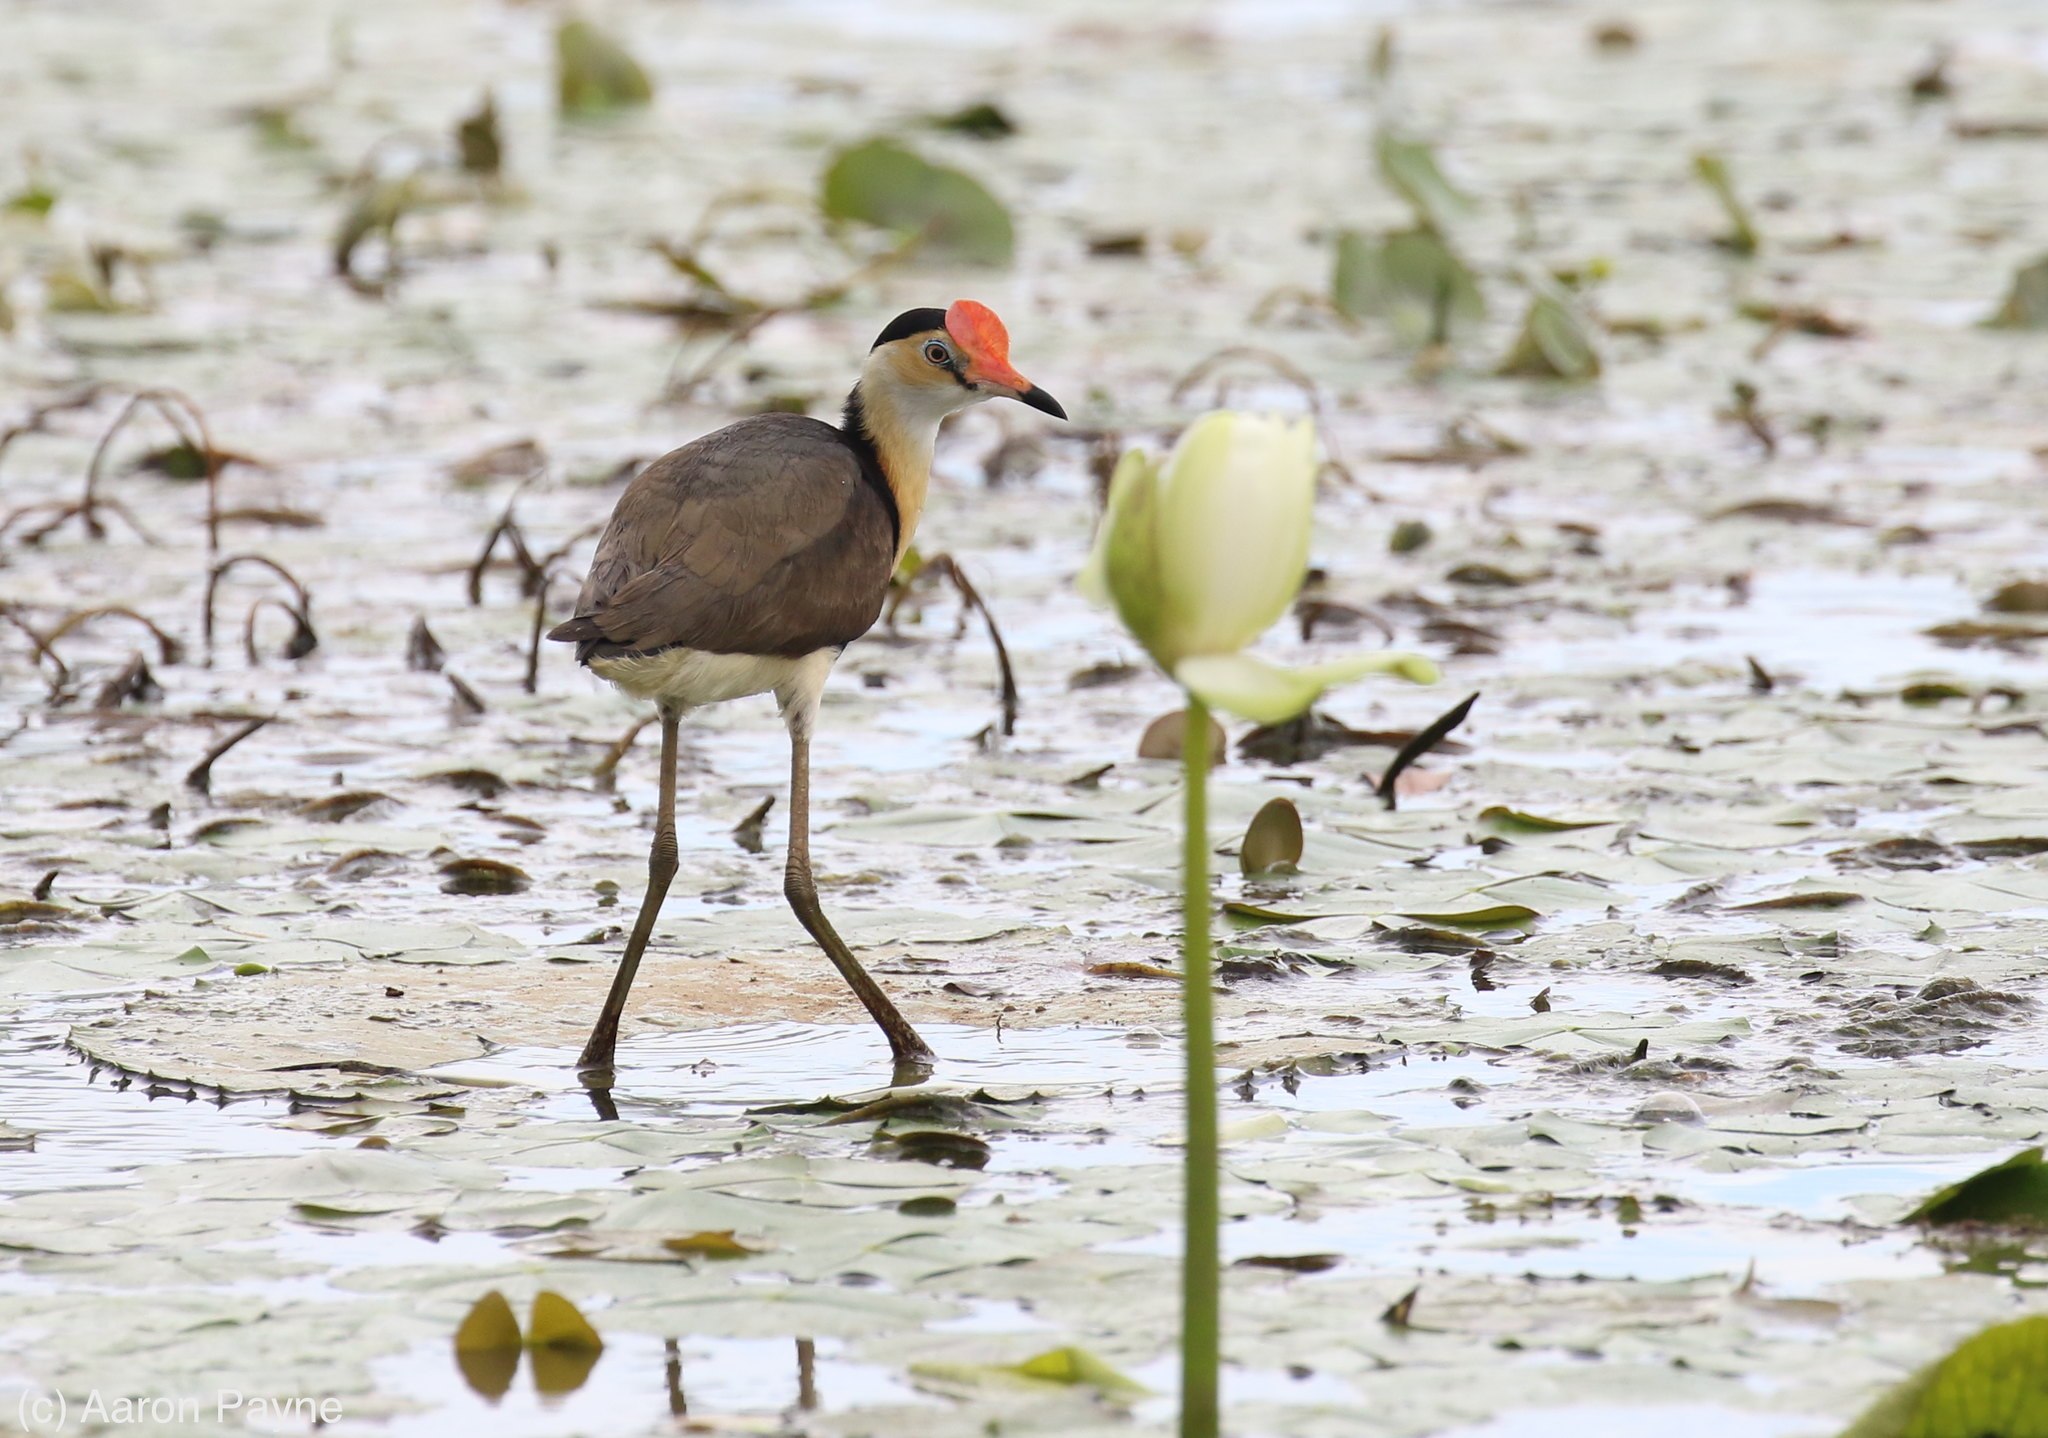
[1009,1347,1146,1396]
[5,184,56,217]
[455,1290,521,1352]
[915,1345,1147,1399]
[1839,1315,2048,1437]
[1375,131,1472,234]
[1694,152,1759,255]
[456,93,502,177]
[821,138,1014,266]
[452,1288,521,1401]
[1222,901,1319,925]
[1332,226,1484,343]
[662,1229,765,1259]
[1241,797,1304,876]
[1499,275,1601,380]
[1479,806,1612,833]
[1904,1147,2048,1228]
[232,962,269,976]
[1984,255,2048,330]
[528,1290,603,1353]
[1396,902,1540,928]
[556,19,653,116]
[924,100,1017,140]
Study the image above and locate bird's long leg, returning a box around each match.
[782,706,935,1080]
[579,704,681,1073]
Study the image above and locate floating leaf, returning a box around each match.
[557,19,653,116]
[1987,581,2048,614]
[1235,1253,1341,1273]
[1388,519,1433,553]
[1499,275,1601,380]
[45,266,123,313]
[1694,152,1759,254]
[528,1291,603,1353]
[1332,226,1484,343]
[1223,901,1320,925]
[1375,132,1472,234]
[453,1293,521,1400]
[1840,1316,2048,1437]
[332,175,419,282]
[1650,958,1754,986]
[0,900,80,924]
[914,1346,1147,1401]
[1445,563,1525,587]
[1478,806,1611,833]
[1905,1147,2048,1228]
[1985,255,2048,330]
[1729,890,1862,912]
[456,93,502,177]
[925,100,1016,140]
[1395,902,1540,928]
[1714,497,1864,527]
[439,858,531,895]
[1137,709,1227,765]
[1381,1285,1420,1327]
[1241,798,1304,876]
[1088,961,1182,980]
[6,185,57,217]
[662,1230,763,1259]
[456,1290,522,1352]
[298,791,393,822]
[1009,1347,1148,1398]
[821,138,1013,265]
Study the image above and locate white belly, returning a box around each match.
[588,647,835,714]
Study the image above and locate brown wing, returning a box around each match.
[548,415,898,662]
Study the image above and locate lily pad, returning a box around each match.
[1498,276,1602,380]
[1332,226,1485,342]
[1984,255,2048,330]
[1375,131,1473,234]
[556,19,653,116]
[1240,798,1304,876]
[1841,1315,2048,1437]
[821,138,1014,265]
[1694,151,1759,254]
[528,1291,603,1353]
[1905,1147,2048,1228]
[1478,806,1612,833]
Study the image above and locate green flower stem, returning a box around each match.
[1180,697,1220,1438]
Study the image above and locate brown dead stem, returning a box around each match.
[44,606,186,665]
[660,233,919,404]
[0,386,224,551]
[887,554,1021,736]
[1168,346,1349,473]
[203,554,313,662]
[241,596,319,664]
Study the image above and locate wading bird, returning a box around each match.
[550,302,1065,1079]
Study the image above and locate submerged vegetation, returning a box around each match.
[2,0,2048,1434]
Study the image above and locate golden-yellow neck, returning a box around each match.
[848,356,953,563]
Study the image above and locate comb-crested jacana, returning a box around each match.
[549,301,1065,1079]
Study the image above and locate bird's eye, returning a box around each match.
[922,339,952,367]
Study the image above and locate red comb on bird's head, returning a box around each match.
[945,300,1025,389]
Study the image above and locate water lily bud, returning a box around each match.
[1083,412,1316,672]
[1081,410,1437,721]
